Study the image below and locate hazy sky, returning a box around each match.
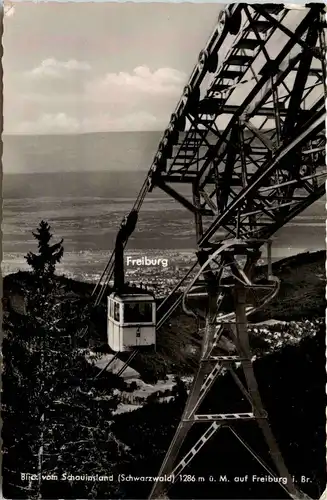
[4,2,222,134]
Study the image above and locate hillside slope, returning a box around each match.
[3,249,325,380]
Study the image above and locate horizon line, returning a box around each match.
[3,168,152,175]
[3,130,165,137]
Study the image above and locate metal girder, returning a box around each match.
[257,182,325,240]
[201,104,288,117]
[146,4,325,249]
[195,8,319,188]
[219,125,240,211]
[149,5,286,181]
[198,106,325,247]
[156,179,213,216]
[282,24,320,138]
[195,10,313,184]
[253,4,325,61]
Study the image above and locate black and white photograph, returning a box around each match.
[2,2,326,499]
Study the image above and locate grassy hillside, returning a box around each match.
[250,249,326,322]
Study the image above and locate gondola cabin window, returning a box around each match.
[124,301,152,323]
[114,301,120,322]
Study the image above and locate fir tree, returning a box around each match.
[25,221,64,278]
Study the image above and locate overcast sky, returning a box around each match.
[4,2,222,134]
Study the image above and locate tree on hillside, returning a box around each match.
[25,221,64,278]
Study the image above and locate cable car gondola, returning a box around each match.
[107,210,157,352]
[107,292,156,352]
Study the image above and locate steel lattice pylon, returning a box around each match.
[149,240,309,500]
[146,3,326,500]
[89,4,325,497]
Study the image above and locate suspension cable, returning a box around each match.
[91,175,152,307]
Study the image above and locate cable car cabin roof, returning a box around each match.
[109,292,155,302]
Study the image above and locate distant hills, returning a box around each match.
[3,131,163,174]
[3,129,261,175]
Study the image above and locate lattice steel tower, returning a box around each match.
[144,3,326,499]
